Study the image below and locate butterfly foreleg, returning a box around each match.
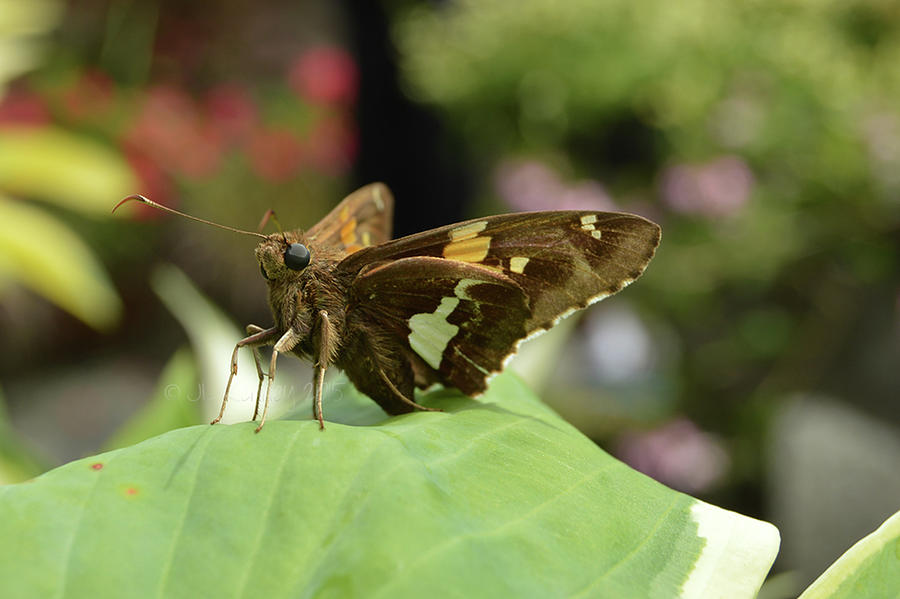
[256,327,301,433]
[212,325,279,426]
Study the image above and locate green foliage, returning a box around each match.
[0,373,779,598]
[395,0,900,468]
[397,0,900,257]
[0,0,132,331]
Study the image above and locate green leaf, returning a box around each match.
[0,127,137,214]
[0,373,779,598]
[0,194,122,330]
[103,348,201,451]
[799,510,900,599]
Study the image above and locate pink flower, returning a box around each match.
[289,46,358,106]
[305,115,357,175]
[660,155,754,217]
[494,160,616,212]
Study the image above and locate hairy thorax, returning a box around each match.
[255,232,353,360]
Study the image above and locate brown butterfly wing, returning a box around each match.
[341,210,661,334]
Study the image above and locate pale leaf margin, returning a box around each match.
[799,509,900,599]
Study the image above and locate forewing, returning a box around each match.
[306,183,394,256]
[342,211,660,333]
[350,257,531,395]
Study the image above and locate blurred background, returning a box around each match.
[0,0,898,593]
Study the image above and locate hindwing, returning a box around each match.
[349,257,530,395]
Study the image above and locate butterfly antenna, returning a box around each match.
[257,209,288,243]
[113,195,268,240]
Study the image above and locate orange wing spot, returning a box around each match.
[443,235,491,263]
[340,206,351,222]
[343,244,363,254]
[340,218,358,246]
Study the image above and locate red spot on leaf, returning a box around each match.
[125,487,139,496]
[90,463,103,471]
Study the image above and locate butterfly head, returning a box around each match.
[255,232,313,281]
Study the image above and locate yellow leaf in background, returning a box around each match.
[0,194,121,331]
[0,127,138,215]
[0,0,61,93]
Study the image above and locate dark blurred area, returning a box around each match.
[0,1,898,592]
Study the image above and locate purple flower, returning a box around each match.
[494,160,615,212]
[615,418,730,494]
[660,155,754,217]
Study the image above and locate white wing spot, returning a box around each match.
[509,256,529,274]
[408,297,460,370]
[591,229,603,240]
[580,214,598,225]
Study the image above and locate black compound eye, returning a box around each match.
[283,243,310,271]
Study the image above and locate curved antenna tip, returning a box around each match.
[112,194,149,214]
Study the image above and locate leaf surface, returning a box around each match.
[0,373,779,599]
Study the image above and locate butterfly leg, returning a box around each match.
[312,362,326,429]
[256,328,301,433]
[377,368,441,413]
[212,325,279,425]
[245,325,268,421]
[312,310,337,430]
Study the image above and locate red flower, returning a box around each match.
[289,46,358,106]
[0,88,51,127]
[306,115,357,175]
[204,83,258,143]
[246,129,304,182]
[122,84,224,178]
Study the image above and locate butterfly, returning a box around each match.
[115,183,660,431]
